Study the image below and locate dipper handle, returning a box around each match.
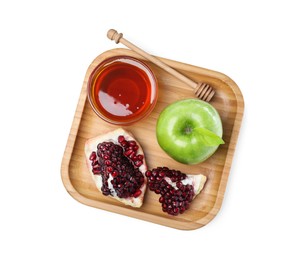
[107,29,215,102]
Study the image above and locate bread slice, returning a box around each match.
[85,128,147,208]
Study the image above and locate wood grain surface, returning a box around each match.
[61,48,244,230]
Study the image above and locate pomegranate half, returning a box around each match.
[145,167,207,215]
[85,128,147,207]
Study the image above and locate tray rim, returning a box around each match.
[61,48,244,230]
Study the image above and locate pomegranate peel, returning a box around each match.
[85,128,147,208]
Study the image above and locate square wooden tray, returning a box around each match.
[61,48,244,230]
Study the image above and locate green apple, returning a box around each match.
[156,99,224,165]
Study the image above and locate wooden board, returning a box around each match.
[61,48,244,230]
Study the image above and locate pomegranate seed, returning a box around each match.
[165,192,171,198]
[156,176,162,182]
[133,145,139,151]
[133,189,142,198]
[112,171,118,177]
[124,149,133,157]
[91,160,98,166]
[92,164,100,170]
[121,140,128,148]
[152,170,158,177]
[173,208,179,215]
[158,171,165,178]
[176,182,183,189]
[129,151,136,159]
[89,152,96,161]
[148,183,155,191]
[102,189,110,196]
[92,169,101,175]
[129,140,136,147]
[105,160,112,166]
[118,135,125,143]
[172,201,179,207]
[134,160,143,167]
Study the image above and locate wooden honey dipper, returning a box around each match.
[107,29,215,102]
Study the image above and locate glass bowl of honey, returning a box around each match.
[87,56,158,125]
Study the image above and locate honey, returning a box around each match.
[88,56,158,125]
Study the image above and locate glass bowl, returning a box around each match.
[87,55,158,125]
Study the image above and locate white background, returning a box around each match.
[1,0,307,259]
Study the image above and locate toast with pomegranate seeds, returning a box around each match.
[85,128,147,208]
[145,167,207,215]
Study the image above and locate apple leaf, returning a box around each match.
[194,127,225,146]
